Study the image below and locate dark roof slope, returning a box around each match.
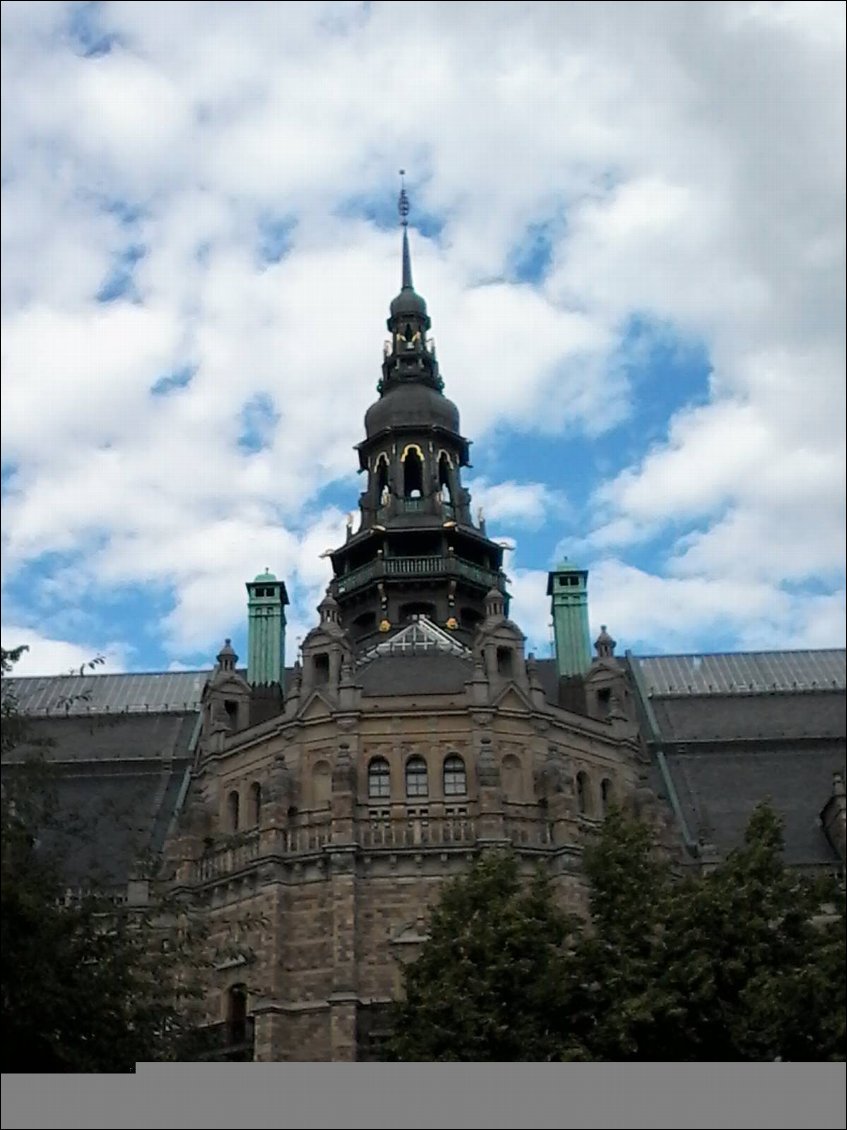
[36,762,189,887]
[663,745,844,867]
[651,692,846,744]
[359,652,472,697]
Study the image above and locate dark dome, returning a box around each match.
[390,287,428,318]
[365,383,460,437]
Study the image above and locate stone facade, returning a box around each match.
[165,613,643,1061]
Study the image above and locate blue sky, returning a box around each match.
[1,1,845,676]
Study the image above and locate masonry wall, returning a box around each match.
[169,673,643,1062]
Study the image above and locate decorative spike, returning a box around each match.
[398,170,413,290]
[398,169,410,225]
[401,226,413,290]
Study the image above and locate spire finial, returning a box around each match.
[398,170,413,290]
[398,169,410,227]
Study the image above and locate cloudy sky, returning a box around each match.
[1,0,844,677]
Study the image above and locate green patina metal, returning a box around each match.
[246,568,289,688]
[546,558,591,678]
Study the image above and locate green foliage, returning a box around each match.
[387,852,577,1061]
[387,804,845,1062]
[0,645,206,1072]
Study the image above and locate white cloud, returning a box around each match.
[1,626,128,677]
[1,1,843,668]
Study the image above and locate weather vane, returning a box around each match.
[398,168,410,227]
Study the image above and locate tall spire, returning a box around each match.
[399,169,413,290]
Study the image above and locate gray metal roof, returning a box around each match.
[632,650,846,697]
[5,670,215,716]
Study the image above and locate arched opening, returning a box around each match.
[443,754,467,797]
[374,455,390,506]
[438,452,454,507]
[496,646,514,677]
[460,607,483,630]
[353,611,377,633]
[601,778,614,816]
[368,757,391,800]
[596,687,611,718]
[402,446,424,498]
[405,756,429,799]
[576,771,592,817]
[226,790,240,833]
[313,652,330,686]
[249,782,262,827]
[226,984,248,1045]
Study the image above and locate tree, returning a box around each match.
[386,852,577,1061]
[386,804,845,1062]
[656,804,846,1062]
[0,645,206,1072]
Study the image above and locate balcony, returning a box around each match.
[335,554,500,597]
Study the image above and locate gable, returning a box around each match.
[359,617,470,663]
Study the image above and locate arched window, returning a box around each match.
[405,756,429,799]
[227,789,240,833]
[249,782,262,826]
[402,446,424,498]
[438,452,454,504]
[576,771,592,817]
[601,778,614,816]
[443,754,466,797]
[226,984,248,1044]
[375,455,390,503]
[368,757,391,800]
[497,646,514,676]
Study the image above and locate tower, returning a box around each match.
[246,569,289,687]
[547,558,591,678]
[327,177,510,646]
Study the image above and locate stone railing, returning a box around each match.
[361,814,476,849]
[190,811,559,883]
[193,830,261,882]
[503,814,554,848]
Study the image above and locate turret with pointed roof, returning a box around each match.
[327,175,509,647]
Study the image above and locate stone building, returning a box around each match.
[4,199,845,1062]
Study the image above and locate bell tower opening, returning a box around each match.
[402,445,424,498]
[438,452,454,505]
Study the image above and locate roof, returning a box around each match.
[5,670,214,716]
[661,745,844,867]
[650,692,847,745]
[631,649,846,697]
[16,760,189,888]
[360,652,472,697]
[3,712,196,890]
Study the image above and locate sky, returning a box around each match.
[1,0,845,677]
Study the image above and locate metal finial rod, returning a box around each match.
[398,168,410,227]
